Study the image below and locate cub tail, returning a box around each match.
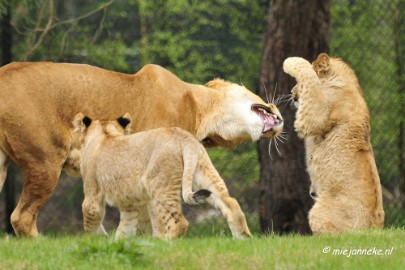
[181,146,211,205]
[190,189,212,204]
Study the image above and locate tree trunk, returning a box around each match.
[257,0,330,234]
[1,5,16,234]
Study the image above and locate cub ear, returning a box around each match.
[117,113,132,133]
[82,116,92,128]
[72,113,92,132]
[312,53,330,77]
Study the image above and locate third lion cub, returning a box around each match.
[74,113,251,239]
[283,53,384,233]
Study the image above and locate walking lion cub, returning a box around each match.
[283,53,384,233]
[73,113,251,239]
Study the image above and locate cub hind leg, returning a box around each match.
[194,150,251,238]
[135,205,153,234]
[206,195,251,238]
[148,197,188,240]
[115,209,140,239]
[309,199,371,234]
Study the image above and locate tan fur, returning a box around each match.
[0,62,283,236]
[283,53,384,233]
[75,113,252,239]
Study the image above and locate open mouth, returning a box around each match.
[251,104,282,133]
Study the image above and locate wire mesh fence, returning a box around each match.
[0,0,404,234]
[329,0,405,227]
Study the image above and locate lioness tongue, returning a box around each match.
[263,114,275,132]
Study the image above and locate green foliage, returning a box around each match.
[134,0,268,86]
[207,142,259,183]
[7,0,268,86]
[330,0,404,193]
[73,236,144,264]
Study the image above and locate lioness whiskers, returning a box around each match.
[267,131,286,160]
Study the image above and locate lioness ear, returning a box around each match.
[72,113,91,132]
[204,78,232,90]
[312,53,330,77]
[117,113,132,133]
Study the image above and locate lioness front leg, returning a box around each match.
[11,165,62,237]
[0,149,9,192]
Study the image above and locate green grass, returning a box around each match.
[0,227,404,270]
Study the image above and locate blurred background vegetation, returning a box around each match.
[0,0,403,233]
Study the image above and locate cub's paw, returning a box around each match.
[294,119,307,138]
[283,57,312,78]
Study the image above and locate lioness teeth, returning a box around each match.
[258,108,270,116]
[257,107,279,120]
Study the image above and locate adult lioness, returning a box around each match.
[75,113,251,239]
[0,62,283,236]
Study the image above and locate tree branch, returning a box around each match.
[17,0,116,60]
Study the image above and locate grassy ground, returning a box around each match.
[0,225,404,270]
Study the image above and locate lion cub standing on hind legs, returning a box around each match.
[283,53,384,233]
[73,113,251,239]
